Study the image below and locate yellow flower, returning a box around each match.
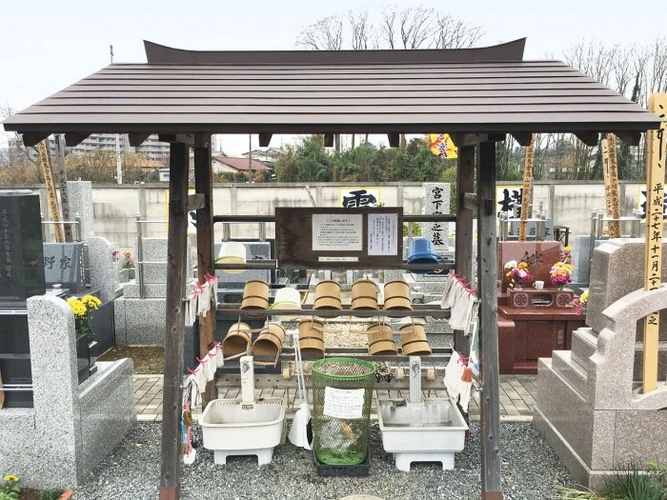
[580,290,589,303]
[3,474,19,482]
[67,297,87,318]
[81,295,101,310]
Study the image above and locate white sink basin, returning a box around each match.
[200,397,286,465]
[376,398,468,471]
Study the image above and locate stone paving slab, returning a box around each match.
[133,374,538,422]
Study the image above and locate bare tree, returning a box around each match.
[348,10,372,50]
[299,6,483,51]
[433,13,483,49]
[297,15,344,50]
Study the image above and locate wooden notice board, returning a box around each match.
[275,207,403,269]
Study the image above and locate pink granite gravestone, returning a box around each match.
[498,241,563,292]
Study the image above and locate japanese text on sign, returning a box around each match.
[368,213,398,256]
[312,214,363,251]
[323,387,365,419]
[1,209,12,280]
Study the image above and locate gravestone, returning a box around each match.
[0,190,46,307]
[43,242,86,293]
[497,241,562,291]
[421,183,452,251]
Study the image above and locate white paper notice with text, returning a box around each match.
[368,213,398,256]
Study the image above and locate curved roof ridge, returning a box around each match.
[143,38,526,65]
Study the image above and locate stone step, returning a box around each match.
[122,281,167,298]
[571,326,598,368]
[551,350,587,399]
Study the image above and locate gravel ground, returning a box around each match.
[73,421,576,500]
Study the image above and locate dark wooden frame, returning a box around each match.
[2,39,662,500]
[275,207,403,269]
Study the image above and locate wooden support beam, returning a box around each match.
[259,133,273,147]
[159,142,189,500]
[463,192,478,210]
[64,133,89,147]
[455,145,475,356]
[324,133,334,147]
[612,131,642,146]
[21,132,49,147]
[387,133,400,148]
[187,193,206,210]
[574,131,599,147]
[128,133,151,147]
[450,133,505,147]
[477,140,503,499]
[194,142,217,408]
[510,132,533,147]
[158,133,201,146]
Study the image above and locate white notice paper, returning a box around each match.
[367,213,398,256]
[323,387,365,419]
[312,214,363,251]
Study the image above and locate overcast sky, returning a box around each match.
[1,0,665,154]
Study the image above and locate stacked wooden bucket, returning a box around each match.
[399,320,432,355]
[367,321,398,354]
[350,279,378,310]
[240,280,270,316]
[383,280,412,310]
[313,280,342,310]
[298,318,325,359]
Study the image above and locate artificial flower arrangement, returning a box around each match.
[550,261,574,287]
[67,294,102,339]
[504,259,533,289]
[571,290,588,317]
[562,246,572,265]
[122,251,134,269]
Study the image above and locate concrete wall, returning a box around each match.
[25,181,646,250]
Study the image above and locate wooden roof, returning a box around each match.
[2,39,661,141]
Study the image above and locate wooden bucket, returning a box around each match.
[383,280,412,310]
[350,296,378,310]
[298,318,325,359]
[221,322,252,357]
[367,323,396,354]
[400,326,432,355]
[399,323,427,342]
[368,338,398,355]
[252,322,285,359]
[241,280,270,313]
[315,280,341,299]
[313,295,342,310]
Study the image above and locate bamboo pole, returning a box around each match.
[642,92,667,394]
[518,134,535,242]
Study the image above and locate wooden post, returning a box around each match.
[194,139,217,407]
[38,140,64,243]
[642,92,667,393]
[518,134,535,242]
[54,134,73,242]
[601,134,621,238]
[159,141,190,500]
[455,145,475,355]
[477,141,503,500]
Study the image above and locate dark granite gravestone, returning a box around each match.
[0,190,46,308]
[0,310,33,407]
[43,242,86,293]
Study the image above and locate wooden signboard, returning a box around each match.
[643,92,667,394]
[275,207,403,269]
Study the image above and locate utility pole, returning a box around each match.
[248,133,253,180]
[116,133,123,184]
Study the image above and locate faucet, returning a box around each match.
[409,356,421,405]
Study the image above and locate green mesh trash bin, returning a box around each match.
[311,357,376,465]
